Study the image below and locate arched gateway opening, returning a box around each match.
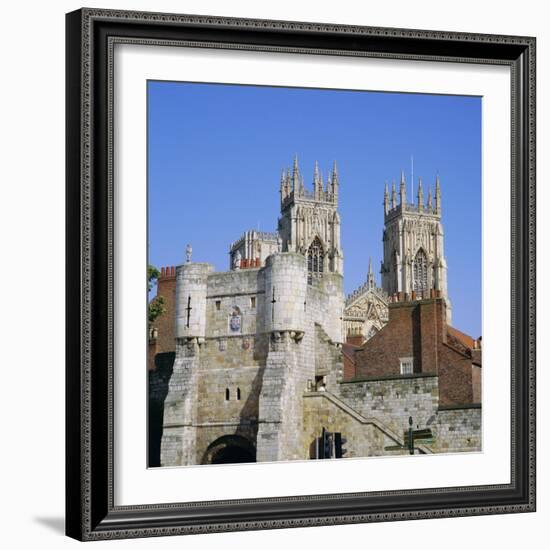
[202,435,256,465]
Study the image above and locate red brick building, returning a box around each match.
[349,295,481,407]
[148,266,177,371]
[148,266,178,466]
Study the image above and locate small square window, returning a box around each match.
[215,300,221,310]
[250,296,256,308]
[400,357,414,376]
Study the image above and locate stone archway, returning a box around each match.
[202,435,256,465]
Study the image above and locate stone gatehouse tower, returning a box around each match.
[160,158,345,466]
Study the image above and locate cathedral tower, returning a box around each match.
[381,172,451,321]
[278,156,344,283]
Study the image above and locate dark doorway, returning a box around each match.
[211,445,255,464]
[202,434,257,465]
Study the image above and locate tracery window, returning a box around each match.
[413,249,428,293]
[307,237,324,284]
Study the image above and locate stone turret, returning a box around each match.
[264,253,307,337]
[175,262,213,344]
[161,261,213,466]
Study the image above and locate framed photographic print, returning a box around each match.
[65,8,536,541]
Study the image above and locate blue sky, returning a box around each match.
[148,81,481,337]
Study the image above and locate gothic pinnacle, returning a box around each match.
[417,177,424,209]
[367,257,375,289]
[331,160,339,199]
[292,154,300,190]
[391,180,397,208]
[435,174,441,213]
[280,169,286,200]
[400,170,407,205]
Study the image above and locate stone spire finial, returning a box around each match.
[417,177,424,210]
[427,187,433,210]
[391,180,397,209]
[331,160,339,201]
[400,170,407,205]
[332,160,338,184]
[313,160,321,198]
[280,169,287,200]
[384,181,389,215]
[292,154,300,190]
[367,257,375,289]
[435,174,441,214]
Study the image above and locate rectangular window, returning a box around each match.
[215,300,221,311]
[250,296,256,308]
[400,357,414,376]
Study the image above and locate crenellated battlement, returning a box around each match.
[383,172,442,222]
[159,266,176,279]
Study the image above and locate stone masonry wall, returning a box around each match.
[160,340,201,466]
[194,268,268,464]
[205,268,266,336]
[336,375,481,453]
[338,374,439,438]
[148,352,175,466]
[302,393,403,458]
[431,406,482,453]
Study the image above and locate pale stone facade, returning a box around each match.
[158,158,478,467]
[342,171,452,342]
[343,259,389,342]
[381,173,451,322]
